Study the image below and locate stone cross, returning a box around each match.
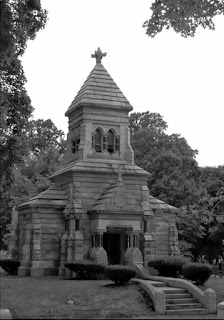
[91,47,107,63]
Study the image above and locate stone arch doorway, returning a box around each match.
[103,227,127,265]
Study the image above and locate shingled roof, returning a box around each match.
[50,159,150,179]
[17,184,68,209]
[148,195,177,211]
[65,59,133,116]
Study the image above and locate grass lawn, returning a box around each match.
[198,277,224,303]
[1,267,223,319]
[0,270,155,319]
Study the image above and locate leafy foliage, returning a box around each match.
[143,0,224,38]
[176,191,224,262]
[148,256,190,277]
[182,262,213,284]
[130,111,224,262]
[0,0,47,248]
[65,261,106,280]
[130,111,201,207]
[0,259,20,275]
[105,265,136,285]
[0,118,65,249]
[26,119,66,156]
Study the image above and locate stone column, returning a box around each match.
[89,231,108,265]
[65,232,74,278]
[67,233,74,262]
[30,219,45,277]
[18,223,32,276]
[169,223,179,256]
[125,230,143,266]
[7,207,18,259]
[59,231,69,277]
[143,235,155,265]
[73,231,84,261]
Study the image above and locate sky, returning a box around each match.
[21,0,224,168]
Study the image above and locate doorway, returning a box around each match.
[103,232,121,265]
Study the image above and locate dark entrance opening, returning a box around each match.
[103,233,121,265]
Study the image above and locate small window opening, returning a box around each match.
[75,219,80,231]
[91,235,95,247]
[133,235,138,248]
[115,135,120,152]
[72,135,80,154]
[95,129,102,152]
[144,220,147,233]
[107,130,115,154]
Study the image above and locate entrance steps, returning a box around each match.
[147,280,209,315]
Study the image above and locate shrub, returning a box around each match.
[0,259,20,275]
[65,261,105,279]
[148,256,190,278]
[182,262,213,285]
[105,265,136,285]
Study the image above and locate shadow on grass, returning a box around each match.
[100,282,133,288]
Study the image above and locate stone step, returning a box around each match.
[166,303,203,310]
[165,293,192,299]
[147,281,167,287]
[166,308,209,315]
[166,298,198,304]
[160,287,188,294]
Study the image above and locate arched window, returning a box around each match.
[72,134,80,154]
[94,128,102,152]
[107,129,115,154]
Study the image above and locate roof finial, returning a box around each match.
[91,47,107,63]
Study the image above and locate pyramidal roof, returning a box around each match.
[65,48,133,116]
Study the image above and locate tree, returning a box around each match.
[0,118,65,249]
[129,111,167,134]
[25,118,66,156]
[176,191,224,262]
[200,166,224,197]
[148,151,202,207]
[130,111,201,207]
[143,0,224,38]
[0,0,47,246]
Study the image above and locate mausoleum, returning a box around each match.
[15,48,179,277]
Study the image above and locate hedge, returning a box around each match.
[65,261,105,279]
[105,265,136,284]
[182,262,213,285]
[148,256,190,277]
[0,259,20,275]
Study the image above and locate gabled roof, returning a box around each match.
[65,62,133,116]
[90,178,142,214]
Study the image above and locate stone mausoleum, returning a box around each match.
[15,48,179,277]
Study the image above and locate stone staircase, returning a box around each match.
[149,280,209,315]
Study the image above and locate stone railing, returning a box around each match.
[133,264,217,315]
[218,301,224,319]
[150,275,216,314]
[132,278,166,314]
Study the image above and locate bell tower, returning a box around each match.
[64,48,134,164]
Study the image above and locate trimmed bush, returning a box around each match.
[105,265,136,285]
[65,261,105,279]
[0,259,20,275]
[182,262,213,285]
[148,256,190,278]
